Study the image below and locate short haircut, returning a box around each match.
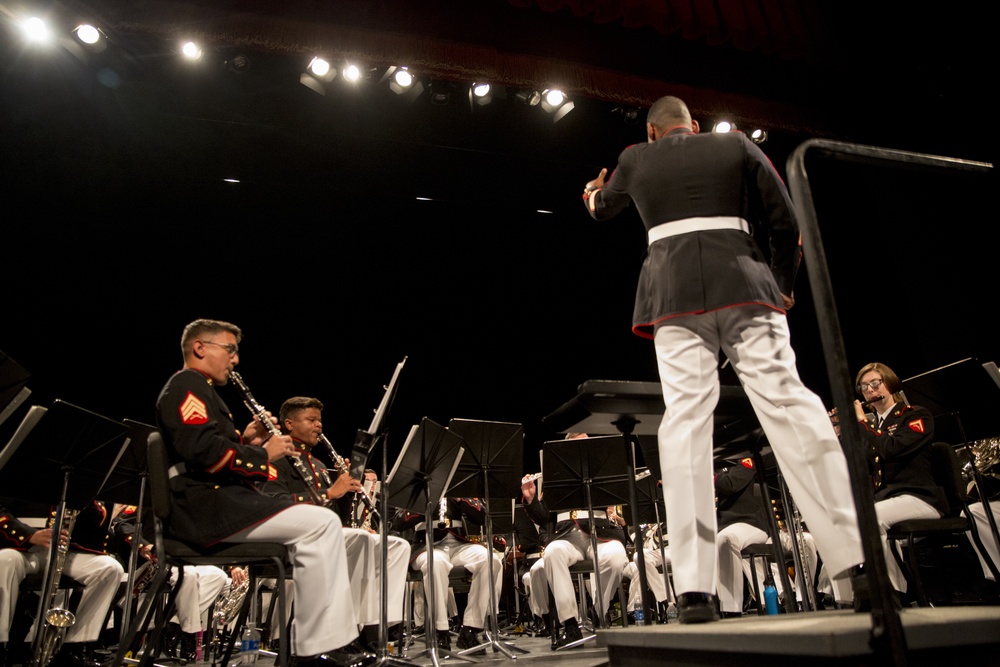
[280,396,324,423]
[181,319,242,356]
[647,95,691,129]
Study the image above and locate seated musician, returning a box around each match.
[111,504,228,662]
[521,433,628,650]
[622,517,673,622]
[393,498,502,653]
[1,500,123,667]
[830,362,947,607]
[715,457,769,618]
[259,397,410,655]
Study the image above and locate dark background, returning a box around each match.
[1,0,996,485]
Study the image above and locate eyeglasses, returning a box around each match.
[198,340,239,357]
[857,378,884,393]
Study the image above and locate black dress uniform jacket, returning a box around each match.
[715,459,768,533]
[522,496,627,546]
[0,504,37,550]
[156,369,293,546]
[393,498,490,562]
[858,401,947,515]
[586,128,800,338]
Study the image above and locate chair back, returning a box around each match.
[146,431,173,525]
[930,441,966,518]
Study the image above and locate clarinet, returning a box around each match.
[228,370,328,507]
[317,433,380,524]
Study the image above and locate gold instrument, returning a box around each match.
[316,433,379,525]
[212,566,251,628]
[31,507,79,667]
[229,370,328,507]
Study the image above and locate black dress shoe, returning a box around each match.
[677,592,720,624]
[554,617,584,649]
[435,629,451,652]
[456,626,484,654]
[296,647,376,667]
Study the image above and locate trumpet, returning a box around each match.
[317,433,379,524]
[229,370,328,507]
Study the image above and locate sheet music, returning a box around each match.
[983,361,1000,390]
[367,357,406,435]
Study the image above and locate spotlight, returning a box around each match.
[226,53,251,73]
[181,41,203,61]
[469,82,500,109]
[342,63,362,83]
[541,88,574,123]
[20,17,51,44]
[308,57,332,78]
[712,120,735,133]
[749,128,768,144]
[429,81,455,105]
[394,68,413,88]
[612,106,641,125]
[387,66,417,95]
[513,89,542,106]
[74,24,101,45]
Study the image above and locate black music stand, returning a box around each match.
[444,418,525,659]
[902,358,1000,579]
[385,418,466,667]
[99,419,157,638]
[354,358,406,666]
[0,399,129,662]
[0,349,31,430]
[542,435,630,642]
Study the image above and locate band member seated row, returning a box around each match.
[521,436,628,650]
[1,500,124,667]
[155,319,364,667]
[259,396,411,654]
[623,519,673,621]
[393,498,502,653]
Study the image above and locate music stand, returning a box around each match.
[0,349,31,430]
[444,418,525,659]
[902,358,1000,578]
[99,419,157,638]
[0,399,129,663]
[385,418,466,667]
[352,358,407,667]
[542,434,630,642]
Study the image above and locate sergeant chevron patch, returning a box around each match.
[180,391,209,424]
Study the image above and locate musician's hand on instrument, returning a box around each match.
[263,434,297,462]
[29,528,54,548]
[326,473,363,500]
[242,416,273,446]
[139,543,156,562]
[230,567,247,588]
[853,399,867,422]
[781,292,795,310]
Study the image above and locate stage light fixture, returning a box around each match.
[429,81,454,105]
[513,88,542,106]
[713,120,734,133]
[20,16,51,44]
[749,128,768,144]
[74,24,101,45]
[612,106,641,125]
[342,63,362,83]
[541,88,574,123]
[226,53,251,73]
[181,41,203,61]
[308,57,332,78]
[473,83,491,98]
[469,82,497,109]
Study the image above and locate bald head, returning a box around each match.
[646,96,697,140]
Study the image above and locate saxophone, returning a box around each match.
[211,566,250,628]
[31,507,79,667]
[228,370,328,507]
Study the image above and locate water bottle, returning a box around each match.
[241,623,260,664]
[632,600,646,626]
[666,602,678,622]
[763,582,779,615]
[195,630,203,662]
